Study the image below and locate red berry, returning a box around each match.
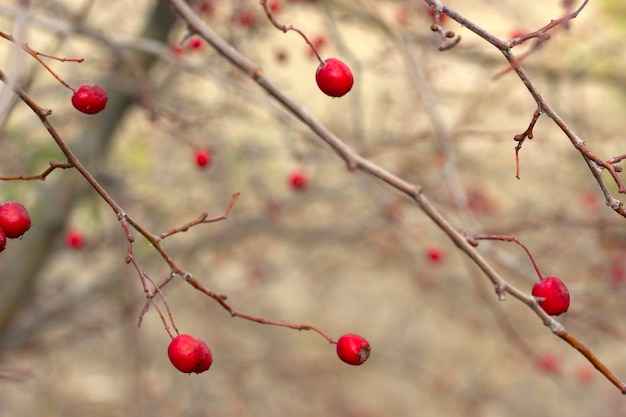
[0,201,31,239]
[195,149,212,168]
[336,334,371,365]
[269,0,282,13]
[195,340,214,373]
[315,58,354,98]
[234,9,257,27]
[288,170,308,190]
[168,334,212,374]
[64,229,85,249]
[188,37,204,51]
[535,353,561,374]
[531,276,570,316]
[71,84,108,114]
[426,246,444,264]
[0,228,6,252]
[199,0,216,15]
[574,364,594,384]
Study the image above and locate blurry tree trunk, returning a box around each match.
[0,1,179,339]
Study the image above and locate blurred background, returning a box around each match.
[1,0,626,416]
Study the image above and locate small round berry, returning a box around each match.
[195,340,214,374]
[288,170,308,190]
[336,333,371,366]
[315,58,354,98]
[0,201,32,239]
[531,276,570,316]
[269,0,282,13]
[168,334,204,374]
[64,229,85,249]
[188,37,204,51]
[0,228,6,252]
[234,9,257,27]
[71,84,108,115]
[194,149,212,168]
[426,246,444,264]
[535,353,561,374]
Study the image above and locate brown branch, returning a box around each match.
[165,0,626,393]
[513,109,542,179]
[156,192,240,240]
[0,161,72,181]
[183,275,336,344]
[0,30,81,91]
[557,329,626,393]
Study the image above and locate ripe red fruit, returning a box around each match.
[315,58,354,98]
[234,9,257,27]
[64,229,85,249]
[195,340,214,373]
[426,246,444,264]
[531,276,570,316]
[269,0,282,13]
[336,334,371,365]
[188,37,204,51]
[71,84,108,114]
[194,149,212,168]
[0,228,6,252]
[0,201,32,239]
[168,334,213,374]
[288,170,308,190]
[535,353,561,374]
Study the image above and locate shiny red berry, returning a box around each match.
[195,149,212,168]
[0,228,6,252]
[71,84,108,114]
[168,334,210,374]
[0,201,31,239]
[531,276,570,316]
[315,58,354,97]
[288,170,308,190]
[336,333,371,365]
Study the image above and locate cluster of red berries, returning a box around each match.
[167,334,213,374]
[0,201,32,253]
[71,84,108,115]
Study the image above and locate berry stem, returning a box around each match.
[0,30,81,92]
[259,0,324,64]
[467,234,544,281]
